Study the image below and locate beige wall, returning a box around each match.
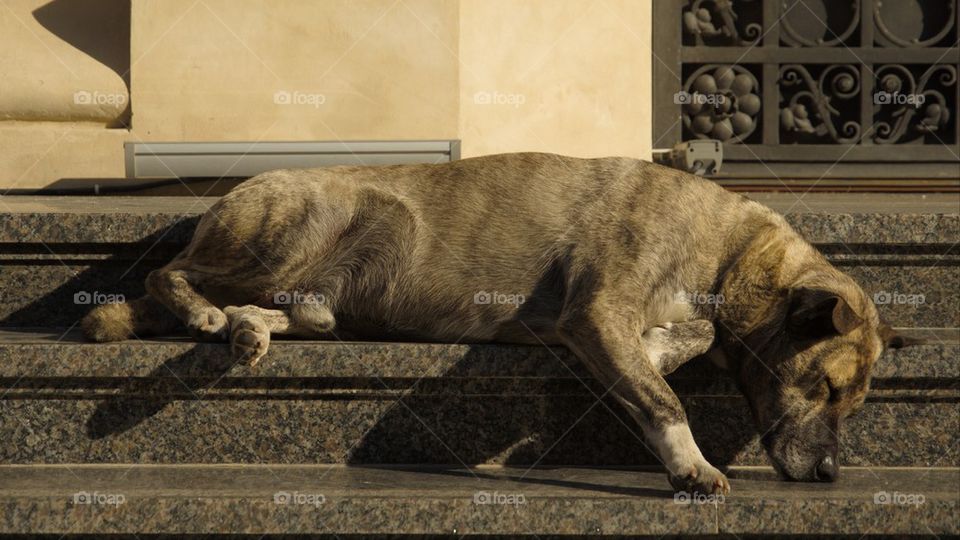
[132,0,459,142]
[0,0,130,189]
[0,0,129,124]
[459,0,651,159]
[0,0,652,189]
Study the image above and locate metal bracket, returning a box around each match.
[653,140,723,176]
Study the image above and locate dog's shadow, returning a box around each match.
[84,343,239,439]
[343,347,759,470]
[76,335,758,471]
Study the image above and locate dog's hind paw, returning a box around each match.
[668,461,730,496]
[225,308,270,366]
[187,307,229,342]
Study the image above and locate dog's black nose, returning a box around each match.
[815,455,838,482]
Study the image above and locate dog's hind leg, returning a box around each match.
[223,304,327,365]
[145,259,229,342]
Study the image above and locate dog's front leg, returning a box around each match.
[558,311,729,495]
[643,319,715,376]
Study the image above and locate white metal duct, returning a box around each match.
[124,140,461,178]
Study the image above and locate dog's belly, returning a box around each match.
[332,253,566,344]
[333,310,563,345]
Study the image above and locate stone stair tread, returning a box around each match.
[3,193,957,244]
[0,328,954,469]
[0,464,955,535]
[3,193,956,214]
[0,327,956,380]
[746,192,960,215]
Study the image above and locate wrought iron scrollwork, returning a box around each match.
[780,0,860,47]
[683,0,762,45]
[874,0,957,47]
[779,64,862,143]
[682,64,761,144]
[664,0,959,178]
[874,64,957,144]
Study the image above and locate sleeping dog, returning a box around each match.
[83,152,908,494]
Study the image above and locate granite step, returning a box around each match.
[0,464,956,536]
[1,327,955,468]
[0,193,957,328]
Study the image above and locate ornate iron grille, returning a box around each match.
[653,0,960,180]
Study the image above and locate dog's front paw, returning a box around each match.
[187,307,229,341]
[668,461,730,496]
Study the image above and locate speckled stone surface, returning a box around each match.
[0,197,207,245]
[0,252,955,327]
[0,329,955,467]
[1,194,956,327]
[0,465,955,535]
[1,328,954,379]
[2,194,957,244]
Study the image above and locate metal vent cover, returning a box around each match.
[124,140,461,179]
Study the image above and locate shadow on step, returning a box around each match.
[85,348,241,439]
[0,219,197,328]
[62,344,758,470]
[364,464,675,498]
[341,347,758,469]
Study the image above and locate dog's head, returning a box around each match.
[716,239,916,482]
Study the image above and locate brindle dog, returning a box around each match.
[83,153,910,494]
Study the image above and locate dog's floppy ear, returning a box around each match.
[787,287,864,340]
[878,323,924,349]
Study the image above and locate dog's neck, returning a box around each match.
[712,218,824,359]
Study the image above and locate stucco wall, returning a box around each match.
[459,0,651,159]
[131,0,460,142]
[0,0,652,189]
